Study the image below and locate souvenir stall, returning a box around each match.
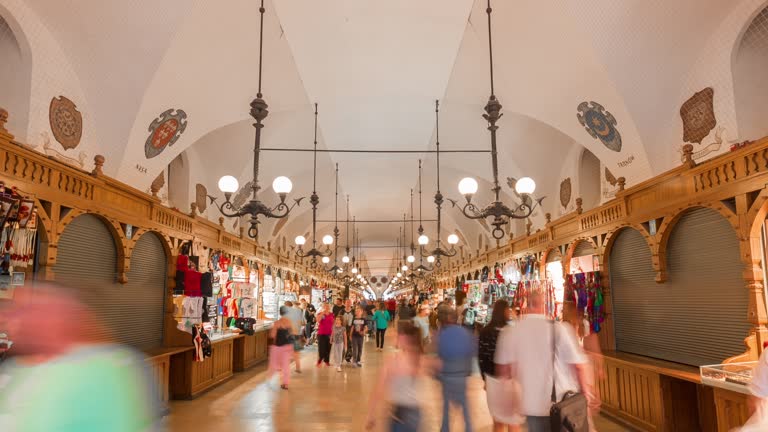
[564,241,605,334]
[261,266,279,320]
[0,184,38,302]
[311,280,335,307]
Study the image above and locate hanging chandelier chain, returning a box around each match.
[486,0,495,98]
[257,0,265,97]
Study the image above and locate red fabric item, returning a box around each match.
[184,270,203,297]
[176,255,189,271]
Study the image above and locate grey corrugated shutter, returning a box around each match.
[122,232,167,348]
[54,215,167,349]
[611,209,750,366]
[573,241,596,257]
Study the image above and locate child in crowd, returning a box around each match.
[330,315,347,372]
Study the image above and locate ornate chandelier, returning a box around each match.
[453,0,543,240]
[215,1,301,239]
[294,104,333,267]
[422,100,459,266]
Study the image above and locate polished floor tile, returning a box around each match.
[166,332,633,431]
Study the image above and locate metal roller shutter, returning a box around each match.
[611,209,751,366]
[54,215,167,349]
[573,241,596,257]
[122,232,167,348]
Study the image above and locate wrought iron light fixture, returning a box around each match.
[453,0,543,240]
[216,1,302,239]
[295,104,333,267]
[413,160,433,275]
[423,100,460,266]
[327,164,342,274]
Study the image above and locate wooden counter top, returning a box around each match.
[144,346,193,360]
[600,350,701,383]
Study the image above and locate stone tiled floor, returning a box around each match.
[167,332,633,431]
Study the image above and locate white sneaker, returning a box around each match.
[336,366,342,372]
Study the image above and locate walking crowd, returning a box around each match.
[267,292,603,432]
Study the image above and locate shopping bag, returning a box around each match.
[485,375,524,425]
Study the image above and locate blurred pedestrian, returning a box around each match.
[284,300,305,373]
[366,322,423,432]
[374,302,391,351]
[0,286,158,431]
[479,300,522,432]
[269,306,294,389]
[495,291,594,432]
[316,303,334,367]
[435,308,476,432]
[304,304,317,342]
[413,305,431,349]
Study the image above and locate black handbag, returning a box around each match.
[549,321,589,432]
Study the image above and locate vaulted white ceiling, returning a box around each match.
[3,0,767,284]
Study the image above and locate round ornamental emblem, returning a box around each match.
[145,109,188,159]
[577,101,622,152]
[49,96,83,150]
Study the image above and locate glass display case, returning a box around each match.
[700,362,757,394]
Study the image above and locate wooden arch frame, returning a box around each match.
[563,236,601,275]
[53,210,129,283]
[655,204,740,284]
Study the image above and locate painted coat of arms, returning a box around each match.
[680,88,715,144]
[145,109,188,159]
[559,178,571,208]
[577,101,622,152]
[49,96,83,150]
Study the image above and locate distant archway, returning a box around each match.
[0,11,32,137]
[579,148,601,211]
[734,6,768,141]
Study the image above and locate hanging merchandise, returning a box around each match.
[512,279,557,319]
[565,271,605,333]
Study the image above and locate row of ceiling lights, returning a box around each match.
[215,0,542,286]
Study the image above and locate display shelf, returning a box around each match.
[700,362,756,395]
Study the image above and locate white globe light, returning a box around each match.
[337,268,343,273]
[407,255,415,263]
[218,175,239,193]
[418,234,429,245]
[272,176,293,194]
[402,265,408,271]
[342,256,350,263]
[427,255,436,263]
[515,177,536,195]
[458,177,479,195]
[322,256,330,264]
[396,272,402,278]
[447,234,459,245]
[295,235,306,246]
[322,235,334,245]
[351,267,358,274]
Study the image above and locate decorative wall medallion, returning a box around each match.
[195,184,208,212]
[577,101,622,152]
[605,168,617,186]
[680,87,715,144]
[49,96,83,150]
[144,109,187,159]
[559,178,571,208]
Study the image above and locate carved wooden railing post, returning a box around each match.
[617,177,626,192]
[0,107,14,142]
[682,144,696,169]
[545,213,552,224]
[189,202,197,217]
[92,155,105,177]
[575,198,583,214]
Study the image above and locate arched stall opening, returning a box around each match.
[564,239,605,336]
[734,5,768,142]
